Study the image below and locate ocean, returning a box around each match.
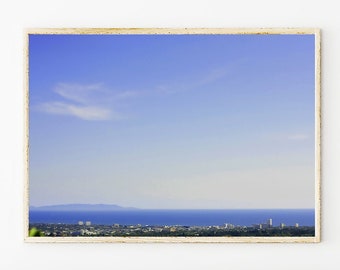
[29,209,315,227]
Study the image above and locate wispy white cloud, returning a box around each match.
[155,66,232,95]
[39,102,113,121]
[53,83,104,104]
[38,83,121,121]
[114,90,141,100]
[37,65,234,121]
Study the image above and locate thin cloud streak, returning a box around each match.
[155,66,232,95]
[39,102,113,121]
[113,90,142,100]
[37,65,235,121]
[54,83,107,104]
[154,59,247,96]
[38,83,118,121]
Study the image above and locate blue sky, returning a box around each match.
[29,33,315,209]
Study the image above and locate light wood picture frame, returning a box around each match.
[24,28,321,243]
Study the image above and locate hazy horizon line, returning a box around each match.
[29,203,315,210]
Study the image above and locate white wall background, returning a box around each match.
[1,1,339,269]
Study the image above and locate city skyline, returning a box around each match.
[29,33,316,209]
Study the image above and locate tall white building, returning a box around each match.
[267,218,273,228]
[225,223,235,229]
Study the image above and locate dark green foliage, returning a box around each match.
[29,223,315,237]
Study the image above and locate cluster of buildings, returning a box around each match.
[76,218,301,231]
[78,221,92,226]
[250,218,299,229]
[251,218,273,229]
[223,219,300,230]
[29,218,314,237]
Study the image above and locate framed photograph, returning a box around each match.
[24,28,321,243]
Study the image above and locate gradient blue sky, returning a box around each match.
[29,33,315,209]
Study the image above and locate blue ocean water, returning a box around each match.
[29,209,315,227]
